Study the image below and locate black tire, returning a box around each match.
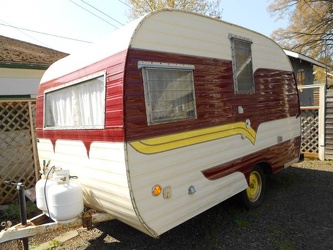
[241,165,266,209]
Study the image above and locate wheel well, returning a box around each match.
[256,162,272,175]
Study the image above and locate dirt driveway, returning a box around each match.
[2,159,333,249]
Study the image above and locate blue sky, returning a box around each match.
[0,0,288,54]
[221,1,288,35]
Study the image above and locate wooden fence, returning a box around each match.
[325,90,333,160]
[300,107,319,157]
[0,100,39,204]
[299,84,326,160]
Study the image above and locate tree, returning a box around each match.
[268,0,332,85]
[268,0,332,62]
[127,0,222,20]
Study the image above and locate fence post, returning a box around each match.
[28,101,40,181]
[318,85,326,160]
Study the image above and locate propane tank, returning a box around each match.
[47,170,84,222]
[35,174,54,213]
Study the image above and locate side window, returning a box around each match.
[139,62,197,125]
[44,72,106,129]
[229,34,254,94]
[297,69,305,86]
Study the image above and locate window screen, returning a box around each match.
[141,64,197,125]
[230,35,254,93]
[44,73,105,129]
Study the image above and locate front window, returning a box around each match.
[139,62,197,125]
[230,34,254,94]
[44,72,106,129]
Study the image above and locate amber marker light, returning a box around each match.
[152,184,162,196]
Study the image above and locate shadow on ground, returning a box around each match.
[76,166,333,250]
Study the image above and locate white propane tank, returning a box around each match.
[35,175,54,212]
[47,170,84,222]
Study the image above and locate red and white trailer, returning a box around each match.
[10,9,301,240]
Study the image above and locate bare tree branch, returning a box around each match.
[127,0,222,20]
[268,0,332,64]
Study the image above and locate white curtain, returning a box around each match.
[45,76,105,128]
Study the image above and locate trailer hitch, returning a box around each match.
[0,210,115,245]
[1,220,13,230]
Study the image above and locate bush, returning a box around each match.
[1,199,40,222]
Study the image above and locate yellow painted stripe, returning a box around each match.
[130,122,256,154]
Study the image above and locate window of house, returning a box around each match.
[297,69,305,86]
[229,34,254,93]
[139,61,197,125]
[44,72,106,129]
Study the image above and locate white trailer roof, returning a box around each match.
[40,15,144,83]
[41,10,291,83]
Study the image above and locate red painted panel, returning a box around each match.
[36,50,128,155]
[36,128,124,156]
[36,47,300,166]
[123,49,300,141]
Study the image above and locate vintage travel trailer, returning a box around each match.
[34,10,301,238]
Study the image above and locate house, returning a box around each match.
[0,35,67,204]
[284,50,333,160]
[284,49,327,106]
[0,35,67,98]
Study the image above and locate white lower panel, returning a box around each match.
[36,117,300,237]
[36,139,147,234]
[127,117,300,235]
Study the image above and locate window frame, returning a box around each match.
[229,34,255,94]
[43,71,106,130]
[138,61,197,125]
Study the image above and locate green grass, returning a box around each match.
[46,240,60,250]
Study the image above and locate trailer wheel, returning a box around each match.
[241,166,266,209]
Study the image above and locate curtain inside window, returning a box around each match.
[45,75,105,128]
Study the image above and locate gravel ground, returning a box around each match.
[1,159,333,249]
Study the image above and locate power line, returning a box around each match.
[0,22,92,44]
[81,0,124,26]
[117,0,150,16]
[68,0,119,29]
[116,0,161,18]
[0,18,47,46]
[1,1,127,49]
[117,0,133,9]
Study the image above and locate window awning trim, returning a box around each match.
[44,71,106,94]
[138,61,195,70]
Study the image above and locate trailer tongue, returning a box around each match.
[0,211,114,244]
[0,169,113,246]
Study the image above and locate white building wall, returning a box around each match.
[0,68,44,98]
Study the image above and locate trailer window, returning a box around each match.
[44,73,105,129]
[139,62,197,125]
[229,34,254,94]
